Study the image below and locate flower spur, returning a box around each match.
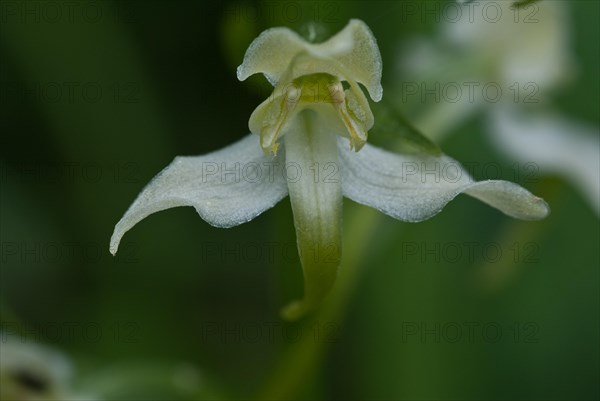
[110,20,549,320]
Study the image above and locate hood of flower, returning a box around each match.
[237,20,382,154]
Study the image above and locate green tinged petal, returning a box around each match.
[282,110,342,320]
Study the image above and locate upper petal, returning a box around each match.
[237,19,383,102]
[110,134,288,254]
[236,26,308,86]
[338,139,549,222]
[312,19,382,102]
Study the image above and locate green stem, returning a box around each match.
[259,206,384,399]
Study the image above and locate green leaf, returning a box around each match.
[369,99,442,156]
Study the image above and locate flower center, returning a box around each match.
[249,72,374,155]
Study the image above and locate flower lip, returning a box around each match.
[237,19,383,102]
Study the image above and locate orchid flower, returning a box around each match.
[399,1,575,137]
[448,1,574,91]
[401,1,599,216]
[0,333,94,400]
[110,20,549,320]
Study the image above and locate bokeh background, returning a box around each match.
[1,0,598,400]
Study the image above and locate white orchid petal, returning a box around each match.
[313,19,383,102]
[237,27,307,86]
[281,111,342,320]
[490,107,600,216]
[461,180,550,221]
[338,139,549,222]
[110,135,287,254]
[237,19,382,101]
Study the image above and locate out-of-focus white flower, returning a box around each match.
[110,20,548,320]
[445,1,574,90]
[0,334,95,400]
[398,1,599,216]
[491,106,600,215]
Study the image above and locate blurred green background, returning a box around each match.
[1,0,598,400]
